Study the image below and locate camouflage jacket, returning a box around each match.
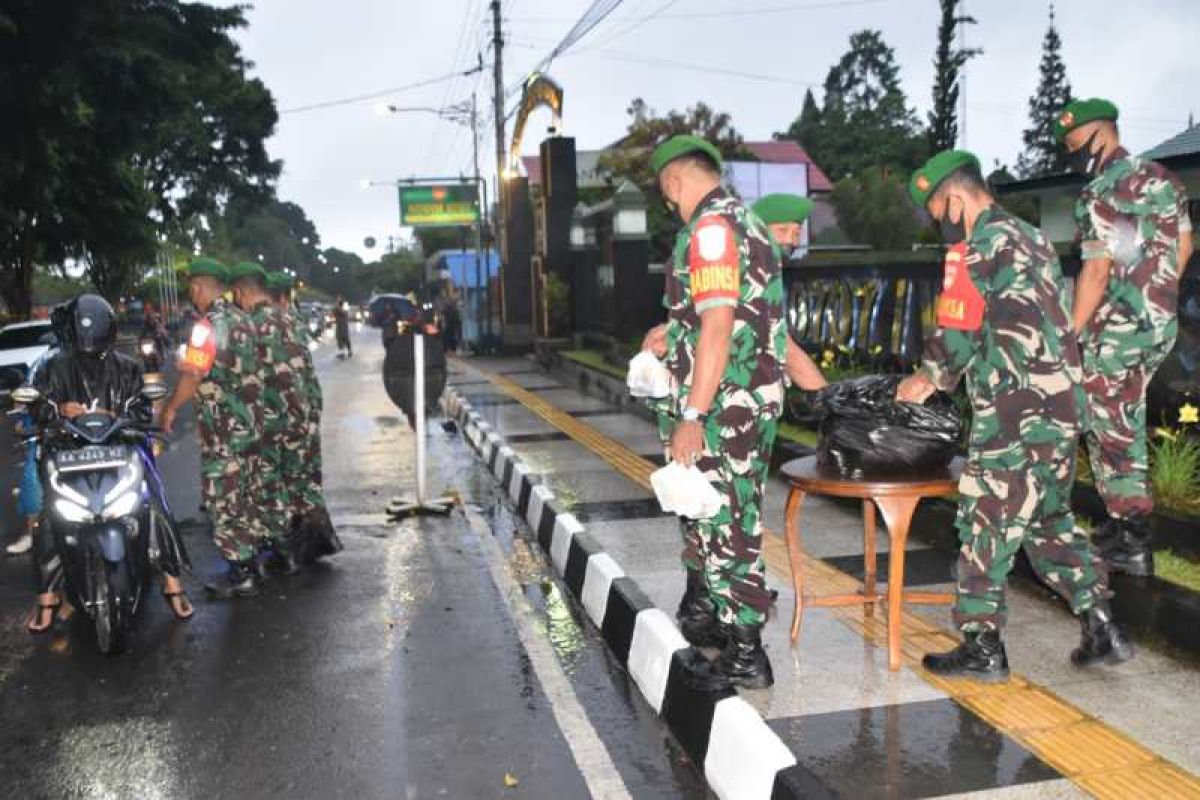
[1074,147,1192,368]
[286,308,323,415]
[663,188,787,417]
[191,299,261,455]
[250,302,308,426]
[921,206,1085,461]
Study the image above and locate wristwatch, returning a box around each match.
[681,406,707,423]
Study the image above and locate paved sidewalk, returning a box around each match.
[447,355,1200,800]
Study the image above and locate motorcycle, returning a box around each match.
[12,378,185,654]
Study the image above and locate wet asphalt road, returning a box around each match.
[0,330,706,799]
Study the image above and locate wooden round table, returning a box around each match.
[780,455,963,671]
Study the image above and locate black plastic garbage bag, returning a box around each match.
[814,375,962,480]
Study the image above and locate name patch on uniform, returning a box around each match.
[689,217,740,306]
[936,242,985,331]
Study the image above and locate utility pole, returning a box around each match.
[469,91,491,346]
[490,0,506,297]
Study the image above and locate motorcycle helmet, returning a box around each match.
[67,294,117,356]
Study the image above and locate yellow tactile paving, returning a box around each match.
[462,364,1200,799]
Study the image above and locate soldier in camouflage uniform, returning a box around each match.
[267,272,340,562]
[640,135,787,690]
[1057,99,1195,577]
[899,150,1131,681]
[230,262,304,570]
[162,258,266,598]
[750,193,828,391]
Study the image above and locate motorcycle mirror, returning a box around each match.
[141,379,168,402]
[11,385,41,405]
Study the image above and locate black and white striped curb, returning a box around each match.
[443,388,830,800]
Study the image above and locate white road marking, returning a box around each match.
[463,506,633,800]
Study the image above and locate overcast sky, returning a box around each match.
[223,0,1198,259]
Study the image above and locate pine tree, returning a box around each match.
[1016,4,1073,177]
[927,0,980,153]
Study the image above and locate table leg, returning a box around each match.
[784,487,807,644]
[874,495,920,672]
[862,500,878,607]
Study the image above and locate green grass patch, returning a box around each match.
[1150,434,1200,515]
[1155,550,1200,593]
[562,349,628,381]
[778,421,819,447]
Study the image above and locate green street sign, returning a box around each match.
[399,183,479,228]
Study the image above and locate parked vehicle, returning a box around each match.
[0,321,59,396]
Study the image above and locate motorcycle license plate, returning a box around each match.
[55,445,127,471]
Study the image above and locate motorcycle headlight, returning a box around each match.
[54,497,93,524]
[103,459,144,507]
[102,491,140,519]
[47,464,89,507]
[140,342,155,355]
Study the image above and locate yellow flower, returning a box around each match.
[1179,403,1199,425]
[822,349,835,364]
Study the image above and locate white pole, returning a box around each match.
[414,332,427,505]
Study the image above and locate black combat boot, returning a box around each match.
[713,623,774,689]
[676,570,726,648]
[922,630,1010,682]
[204,561,260,600]
[1071,603,1134,667]
[1102,516,1154,577]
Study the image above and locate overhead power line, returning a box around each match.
[510,0,887,23]
[507,40,820,87]
[505,0,626,100]
[280,68,481,115]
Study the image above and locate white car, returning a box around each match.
[0,320,59,393]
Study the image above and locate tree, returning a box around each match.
[927,0,981,153]
[778,89,822,147]
[0,1,278,315]
[779,30,928,180]
[830,168,920,250]
[1015,4,1073,178]
[597,99,758,259]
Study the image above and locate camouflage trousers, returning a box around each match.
[954,438,1110,633]
[278,411,329,522]
[253,412,295,543]
[664,404,780,627]
[1081,353,1165,521]
[201,448,263,563]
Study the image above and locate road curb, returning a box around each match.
[445,388,821,800]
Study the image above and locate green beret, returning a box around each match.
[1054,98,1119,143]
[186,257,227,282]
[227,260,268,284]
[909,149,982,208]
[752,193,813,225]
[266,271,294,292]
[650,135,723,175]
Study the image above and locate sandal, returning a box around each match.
[26,598,60,634]
[163,589,194,621]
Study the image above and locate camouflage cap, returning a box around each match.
[1054,98,1119,143]
[186,257,227,283]
[751,193,813,225]
[649,135,723,175]
[909,149,981,208]
[265,271,294,291]
[227,260,268,284]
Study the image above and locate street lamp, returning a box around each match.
[612,180,648,241]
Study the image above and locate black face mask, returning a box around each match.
[938,200,966,244]
[1067,131,1102,175]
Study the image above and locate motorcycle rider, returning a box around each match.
[26,294,193,632]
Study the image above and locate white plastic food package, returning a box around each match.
[650,462,724,519]
[626,351,673,399]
